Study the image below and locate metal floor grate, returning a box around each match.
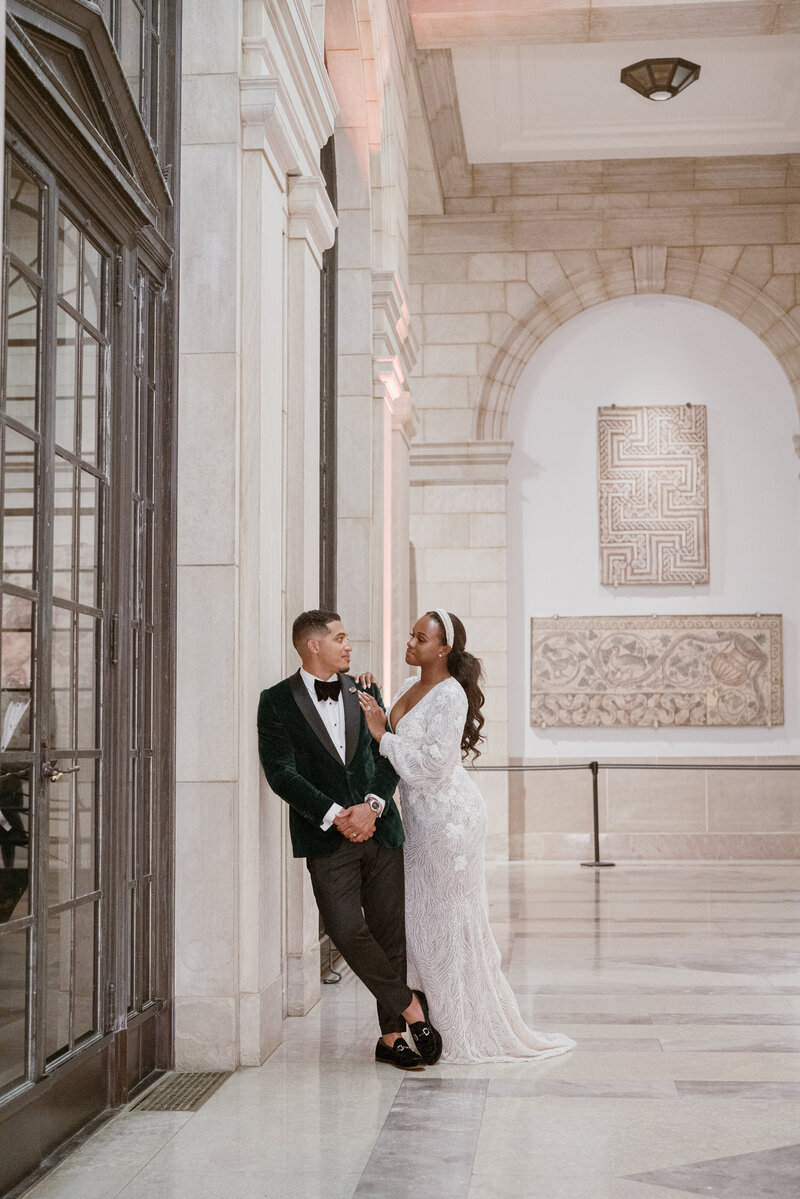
[131,1071,232,1112]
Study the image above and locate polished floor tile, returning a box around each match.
[22,864,800,1199]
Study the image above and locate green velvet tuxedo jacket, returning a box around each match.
[257,671,403,859]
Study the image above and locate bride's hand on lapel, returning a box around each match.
[353,670,381,691]
[358,691,387,742]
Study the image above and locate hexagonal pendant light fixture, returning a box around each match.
[620,57,701,101]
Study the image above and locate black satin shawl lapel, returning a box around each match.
[288,671,342,765]
[341,674,360,767]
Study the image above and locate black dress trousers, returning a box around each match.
[307,837,413,1034]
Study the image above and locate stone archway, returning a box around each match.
[477,246,800,440]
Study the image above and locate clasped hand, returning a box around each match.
[333,802,377,843]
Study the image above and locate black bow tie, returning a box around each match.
[314,678,341,703]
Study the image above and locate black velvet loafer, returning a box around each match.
[408,990,443,1065]
[375,1037,425,1071]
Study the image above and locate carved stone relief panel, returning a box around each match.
[530,615,783,728]
[598,405,709,585]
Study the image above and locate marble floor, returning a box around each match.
[22,863,800,1199]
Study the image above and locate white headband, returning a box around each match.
[433,608,454,648]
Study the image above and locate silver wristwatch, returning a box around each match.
[367,797,382,815]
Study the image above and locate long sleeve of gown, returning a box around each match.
[379,682,466,786]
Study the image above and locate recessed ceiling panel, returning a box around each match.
[452,35,800,162]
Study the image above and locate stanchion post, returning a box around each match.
[581,761,615,868]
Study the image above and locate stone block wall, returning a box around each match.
[408,152,800,859]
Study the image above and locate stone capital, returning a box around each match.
[389,390,419,446]
[288,176,337,266]
[240,76,305,181]
[373,271,420,403]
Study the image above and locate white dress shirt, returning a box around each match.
[299,667,384,830]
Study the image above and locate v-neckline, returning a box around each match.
[389,676,450,733]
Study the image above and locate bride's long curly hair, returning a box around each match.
[427,611,485,760]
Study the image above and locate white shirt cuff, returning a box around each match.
[366,794,385,816]
[320,802,343,831]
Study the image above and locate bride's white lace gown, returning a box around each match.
[379,675,576,1064]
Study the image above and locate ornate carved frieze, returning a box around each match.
[598,404,709,586]
[530,614,783,729]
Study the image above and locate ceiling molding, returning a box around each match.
[409,0,800,50]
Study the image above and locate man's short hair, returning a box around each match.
[292,609,340,655]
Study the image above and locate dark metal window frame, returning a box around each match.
[1,1,180,1187]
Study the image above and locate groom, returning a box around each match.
[257,609,442,1069]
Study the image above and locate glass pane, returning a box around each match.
[128,758,136,875]
[82,240,102,331]
[5,272,39,429]
[73,900,96,1042]
[146,386,156,501]
[7,158,40,272]
[47,773,73,906]
[2,426,36,586]
[120,1,144,108]
[80,335,99,466]
[149,34,160,142]
[51,604,73,749]
[45,908,71,1060]
[141,879,151,1003]
[1,595,34,753]
[57,215,79,309]
[142,632,153,750]
[0,764,30,922]
[74,771,96,898]
[55,308,78,453]
[128,884,136,1010]
[78,473,99,609]
[0,929,28,1090]
[52,456,74,602]
[144,507,155,625]
[140,757,152,873]
[77,615,98,751]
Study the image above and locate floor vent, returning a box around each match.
[131,1071,232,1112]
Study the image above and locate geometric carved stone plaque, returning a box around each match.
[531,615,783,728]
[598,405,709,585]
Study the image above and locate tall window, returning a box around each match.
[1,3,178,1187]
[100,0,162,151]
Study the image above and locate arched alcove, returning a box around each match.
[479,252,800,441]
[507,293,800,760]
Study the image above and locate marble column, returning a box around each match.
[176,0,244,1071]
[284,174,337,1016]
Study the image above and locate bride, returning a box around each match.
[357,609,575,1064]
